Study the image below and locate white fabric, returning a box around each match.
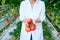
[24,0,41,1]
[19,0,45,40]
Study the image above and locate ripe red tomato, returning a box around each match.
[31,25,36,31]
[58,32,60,35]
[6,18,10,24]
[25,27,31,32]
[25,18,37,32]
[27,18,33,24]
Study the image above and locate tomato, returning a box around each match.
[25,27,31,32]
[27,18,33,24]
[25,18,36,32]
[25,23,30,27]
[31,25,36,31]
[6,18,10,24]
[58,32,60,35]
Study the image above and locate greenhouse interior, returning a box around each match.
[0,0,60,40]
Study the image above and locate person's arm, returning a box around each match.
[19,1,27,23]
[35,2,45,23]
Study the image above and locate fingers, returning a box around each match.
[33,20,36,24]
[23,18,27,23]
[34,19,41,23]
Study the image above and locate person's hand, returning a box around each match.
[34,18,41,23]
[23,18,27,23]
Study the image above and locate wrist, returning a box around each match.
[35,19,41,23]
[23,18,27,23]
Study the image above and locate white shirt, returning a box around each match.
[19,0,45,40]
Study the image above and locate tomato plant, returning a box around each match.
[6,18,10,24]
[10,21,22,40]
[14,12,18,18]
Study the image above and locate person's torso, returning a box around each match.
[22,1,44,20]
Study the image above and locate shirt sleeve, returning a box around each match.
[39,2,46,22]
[19,1,25,21]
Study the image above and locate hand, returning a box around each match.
[23,18,27,23]
[35,18,41,23]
